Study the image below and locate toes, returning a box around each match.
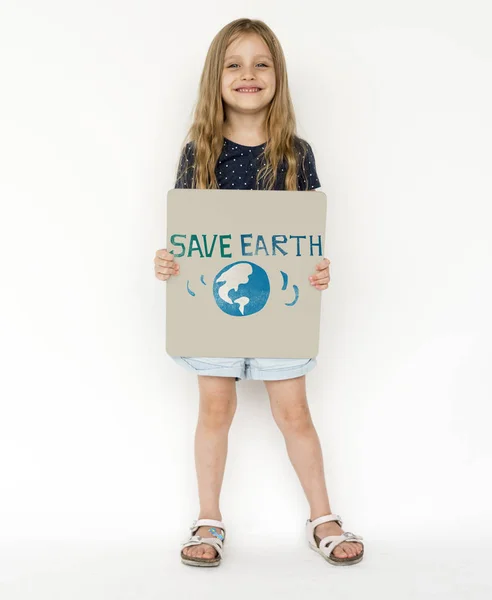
[187,544,216,559]
[201,547,216,559]
[348,542,360,556]
[188,545,199,558]
[334,544,348,558]
[352,542,362,555]
[337,541,362,558]
[336,543,352,558]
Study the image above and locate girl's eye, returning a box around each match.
[227,63,269,68]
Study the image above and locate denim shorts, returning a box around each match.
[170,356,317,381]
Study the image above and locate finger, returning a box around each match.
[156,249,173,260]
[314,276,330,284]
[154,257,178,268]
[154,253,174,264]
[155,272,170,281]
[155,266,176,275]
[316,258,330,270]
[310,274,329,284]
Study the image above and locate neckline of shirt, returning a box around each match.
[223,136,267,149]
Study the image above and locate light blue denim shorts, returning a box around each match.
[170,356,317,381]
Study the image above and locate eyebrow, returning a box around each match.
[224,54,272,61]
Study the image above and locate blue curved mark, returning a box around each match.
[280,270,288,290]
[200,274,206,285]
[186,280,196,296]
[285,284,299,306]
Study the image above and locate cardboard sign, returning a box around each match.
[166,189,327,358]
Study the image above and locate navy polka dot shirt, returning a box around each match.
[175,137,321,191]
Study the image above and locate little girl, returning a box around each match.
[154,18,364,568]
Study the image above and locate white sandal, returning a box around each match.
[306,513,364,565]
[180,518,226,567]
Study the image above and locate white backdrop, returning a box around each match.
[1,0,491,595]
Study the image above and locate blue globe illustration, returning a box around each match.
[213,261,270,317]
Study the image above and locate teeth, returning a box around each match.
[236,88,260,92]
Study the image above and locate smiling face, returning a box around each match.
[221,33,276,115]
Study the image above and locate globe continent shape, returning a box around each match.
[213,261,270,317]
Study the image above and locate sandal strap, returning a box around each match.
[190,518,225,531]
[307,513,343,530]
[188,518,227,550]
[318,532,364,557]
[305,513,364,558]
[190,519,226,539]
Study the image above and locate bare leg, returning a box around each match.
[182,375,237,560]
[264,375,362,559]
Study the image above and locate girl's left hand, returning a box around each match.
[309,258,331,290]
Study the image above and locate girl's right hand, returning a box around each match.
[154,248,180,281]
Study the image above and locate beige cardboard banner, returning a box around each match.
[166,189,327,358]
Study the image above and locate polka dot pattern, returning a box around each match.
[175,137,321,191]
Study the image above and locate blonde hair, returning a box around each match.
[175,18,312,191]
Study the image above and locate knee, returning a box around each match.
[200,398,236,429]
[274,403,313,434]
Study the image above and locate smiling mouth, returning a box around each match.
[235,87,262,93]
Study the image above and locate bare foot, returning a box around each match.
[182,525,224,560]
[313,521,363,559]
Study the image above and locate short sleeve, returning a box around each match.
[174,142,195,189]
[297,141,321,190]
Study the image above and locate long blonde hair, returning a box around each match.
[175,18,312,191]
